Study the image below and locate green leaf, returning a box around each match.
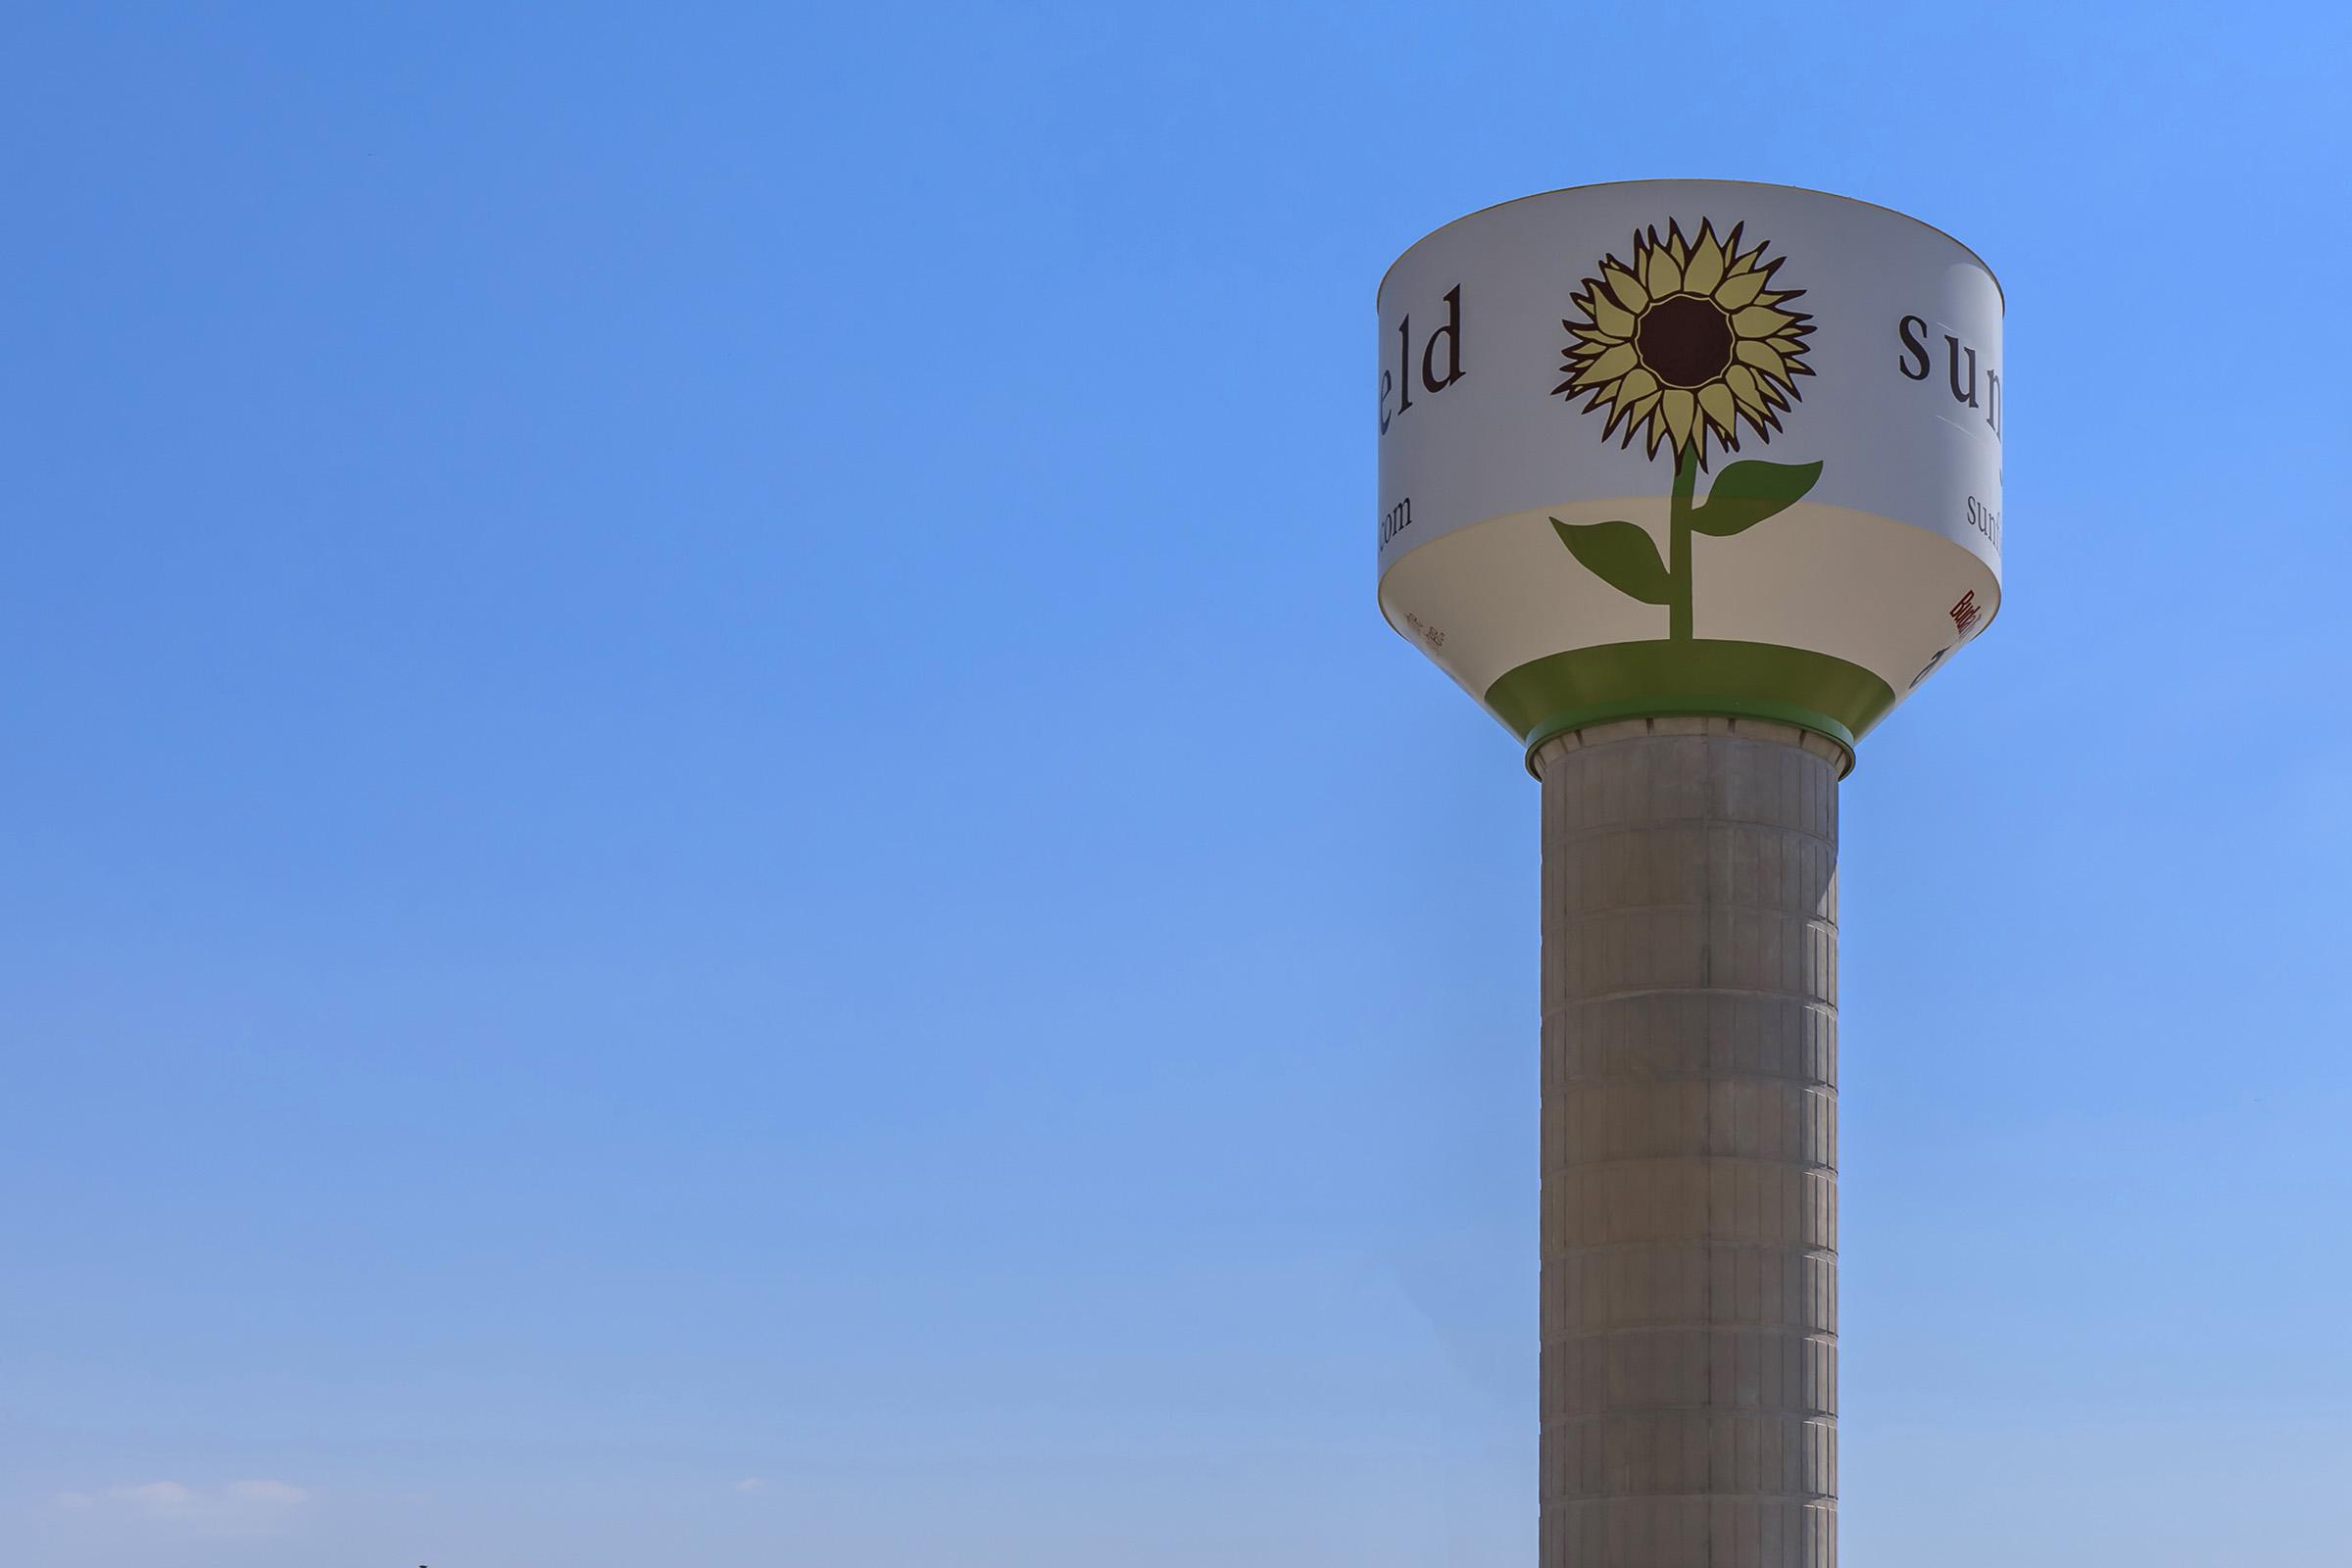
[1690,459,1823,537]
[1549,517,1671,606]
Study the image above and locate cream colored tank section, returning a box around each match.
[1379,504,1998,721]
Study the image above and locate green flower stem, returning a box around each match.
[1668,445,1698,641]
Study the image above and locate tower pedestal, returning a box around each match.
[1536,717,1845,1568]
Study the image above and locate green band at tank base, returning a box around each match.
[1486,639,1895,779]
[1515,697,1858,778]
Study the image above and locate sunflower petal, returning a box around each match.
[1590,292,1637,340]
[1574,342,1640,388]
[1736,338,1790,383]
[1725,364,1765,412]
[1732,304,1797,340]
[1683,222,1726,296]
[1617,367,1659,405]
[1624,392,1661,449]
[1697,379,1738,438]
[1601,388,1642,437]
[1714,267,1767,311]
[1645,241,1684,298]
[1602,264,1648,315]
[1662,387,1696,448]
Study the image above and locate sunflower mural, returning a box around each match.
[1550,220,1822,639]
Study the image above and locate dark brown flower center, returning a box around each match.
[1635,293,1735,388]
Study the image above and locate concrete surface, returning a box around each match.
[1534,716,1846,1568]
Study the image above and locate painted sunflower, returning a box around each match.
[1556,220,1813,466]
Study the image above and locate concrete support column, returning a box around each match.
[1535,716,1845,1568]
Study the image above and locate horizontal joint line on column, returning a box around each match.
[1545,988,1838,1008]
[1542,1408,1838,1421]
[1544,1153,1837,1176]
[1546,998,1837,1012]
[1542,903,1838,924]
[1547,1073,1838,1092]
[1544,1241,1838,1260]
[1542,1490,1839,1504]
[1543,1412,1838,1424]
[1544,1325,1838,1343]
[1543,1078,1838,1095]
[1553,822,1837,846]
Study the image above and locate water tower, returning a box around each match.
[1377,180,2002,1567]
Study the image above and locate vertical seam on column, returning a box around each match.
[1700,733,1717,1568]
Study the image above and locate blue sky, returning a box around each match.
[3,3,2348,1564]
